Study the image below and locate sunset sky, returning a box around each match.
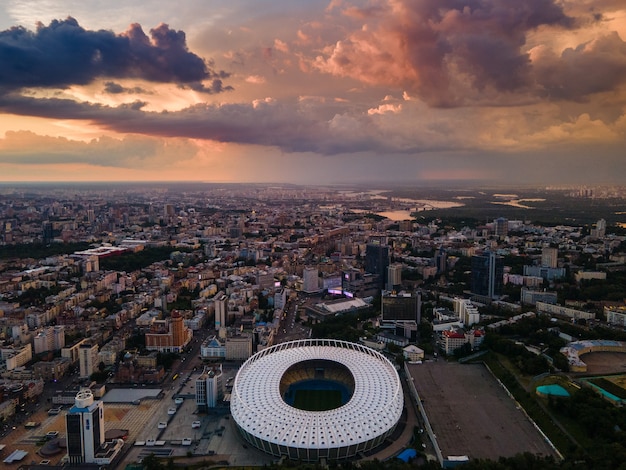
[0,0,625,184]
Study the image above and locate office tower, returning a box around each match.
[494,217,508,238]
[541,247,558,268]
[435,246,447,274]
[471,252,503,299]
[66,390,105,464]
[303,266,320,293]
[196,365,224,411]
[382,290,421,324]
[214,293,227,330]
[42,221,54,245]
[365,242,389,289]
[386,263,403,291]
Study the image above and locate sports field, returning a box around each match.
[293,389,343,411]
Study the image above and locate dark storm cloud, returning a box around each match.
[179,79,234,94]
[103,81,149,94]
[0,17,230,91]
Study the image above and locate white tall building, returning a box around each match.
[66,390,105,464]
[78,343,99,379]
[386,263,403,291]
[196,365,224,410]
[303,266,319,293]
[454,298,480,327]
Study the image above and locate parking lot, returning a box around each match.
[116,371,275,467]
[406,361,558,461]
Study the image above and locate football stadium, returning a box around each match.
[230,339,404,461]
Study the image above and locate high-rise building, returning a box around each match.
[381,290,421,324]
[78,343,99,379]
[471,252,503,299]
[214,293,227,330]
[196,365,224,411]
[164,204,175,218]
[171,311,186,347]
[453,298,480,326]
[494,217,509,238]
[541,247,558,268]
[42,221,54,245]
[386,263,403,291]
[303,266,320,293]
[66,390,105,464]
[435,246,447,274]
[365,242,389,289]
[591,218,606,238]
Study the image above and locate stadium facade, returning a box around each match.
[230,339,403,461]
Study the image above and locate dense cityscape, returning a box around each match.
[1,0,626,467]
[0,183,626,469]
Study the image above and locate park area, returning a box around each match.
[406,360,558,461]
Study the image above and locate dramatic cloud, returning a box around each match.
[0,1,624,184]
[103,81,149,94]
[532,32,626,100]
[314,0,576,105]
[0,17,230,91]
[1,90,623,160]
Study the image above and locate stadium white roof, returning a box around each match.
[231,339,403,451]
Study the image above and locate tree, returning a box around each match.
[141,453,162,470]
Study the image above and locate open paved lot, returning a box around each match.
[406,361,558,461]
[577,352,626,375]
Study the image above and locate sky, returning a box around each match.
[0,0,625,185]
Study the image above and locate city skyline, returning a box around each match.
[0,0,625,184]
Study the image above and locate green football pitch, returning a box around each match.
[293,389,343,411]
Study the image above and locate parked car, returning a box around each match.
[158,422,167,429]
